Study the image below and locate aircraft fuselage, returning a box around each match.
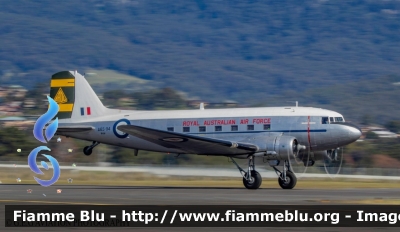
[58,106,361,156]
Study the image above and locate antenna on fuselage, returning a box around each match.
[200,102,204,110]
[286,101,299,107]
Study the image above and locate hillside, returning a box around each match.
[1,0,400,123]
[279,75,400,123]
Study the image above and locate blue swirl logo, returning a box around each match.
[28,96,61,187]
[33,96,59,143]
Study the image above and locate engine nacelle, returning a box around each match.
[263,135,300,161]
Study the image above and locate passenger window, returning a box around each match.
[247,125,254,131]
[231,125,238,131]
[322,117,329,124]
[167,127,174,132]
[199,126,206,132]
[263,124,271,130]
[183,127,190,132]
[215,126,222,131]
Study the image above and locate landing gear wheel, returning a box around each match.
[278,171,297,189]
[243,170,262,190]
[304,159,315,167]
[83,146,92,156]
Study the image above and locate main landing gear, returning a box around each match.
[272,160,297,189]
[230,156,262,189]
[83,141,100,156]
[231,157,297,190]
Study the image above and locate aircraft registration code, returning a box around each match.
[97,127,111,131]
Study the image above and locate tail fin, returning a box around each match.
[50,71,107,120]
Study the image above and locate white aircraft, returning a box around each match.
[52,71,362,190]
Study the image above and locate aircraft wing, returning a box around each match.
[56,126,94,133]
[117,125,259,155]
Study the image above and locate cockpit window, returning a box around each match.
[322,117,329,124]
[335,117,344,122]
[330,117,334,123]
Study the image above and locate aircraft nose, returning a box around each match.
[345,123,362,142]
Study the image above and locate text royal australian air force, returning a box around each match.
[183,118,271,126]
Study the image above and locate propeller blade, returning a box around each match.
[286,120,313,179]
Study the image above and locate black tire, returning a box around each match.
[243,170,262,189]
[278,171,297,189]
[83,146,92,156]
[303,160,315,167]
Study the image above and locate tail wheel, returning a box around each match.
[243,170,262,190]
[83,146,92,156]
[278,171,297,189]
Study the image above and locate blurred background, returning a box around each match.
[0,0,399,178]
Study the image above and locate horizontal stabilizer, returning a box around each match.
[117,125,259,155]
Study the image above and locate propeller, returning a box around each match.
[284,114,344,179]
[286,142,312,179]
[286,120,311,178]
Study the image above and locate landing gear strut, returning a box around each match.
[326,148,340,163]
[272,160,297,189]
[83,141,100,156]
[230,156,262,190]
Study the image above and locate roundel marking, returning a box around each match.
[113,119,131,138]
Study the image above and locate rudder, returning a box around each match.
[50,71,107,121]
[50,71,75,119]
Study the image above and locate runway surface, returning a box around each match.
[1,185,400,231]
[1,184,400,205]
